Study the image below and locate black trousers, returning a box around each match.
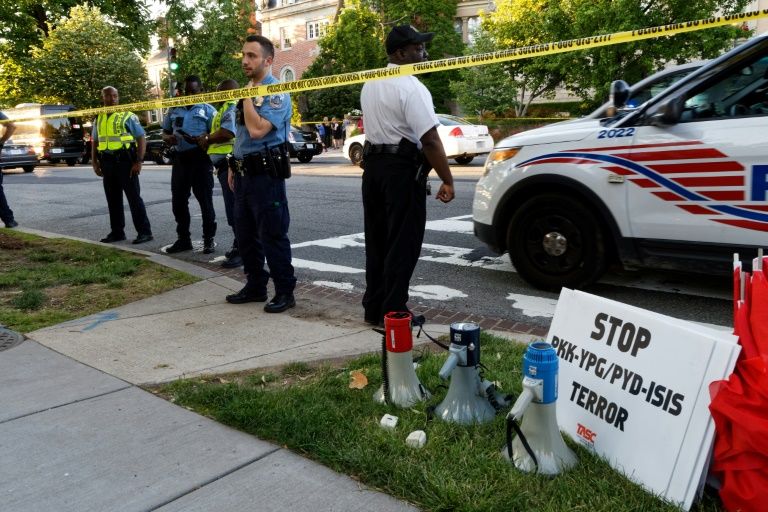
[214,158,235,230]
[0,167,14,224]
[361,154,426,323]
[233,173,296,296]
[172,147,216,240]
[100,153,151,236]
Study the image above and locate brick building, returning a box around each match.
[257,0,492,81]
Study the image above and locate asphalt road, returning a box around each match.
[2,151,731,330]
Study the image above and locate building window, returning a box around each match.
[306,20,329,40]
[280,27,292,49]
[467,17,481,44]
[281,67,295,82]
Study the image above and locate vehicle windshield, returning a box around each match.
[437,114,472,126]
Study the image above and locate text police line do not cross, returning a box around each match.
[3,10,768,124]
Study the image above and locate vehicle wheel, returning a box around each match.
[297,153,313,163]
[507,194,607,291]
[349,143,363,167]
[66,158,77,166]
[454,155,474,165]
[160,150,173,165]
[22,166,35,173]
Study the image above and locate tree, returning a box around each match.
[449,31,520,118]
[299,2,385,120]
[376,0,465,111]
[484,0,751,113]
[0,1,151,108]
[166,0,255,91]
[26,5,150,108]
[0,0,151,61]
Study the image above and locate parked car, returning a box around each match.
[342,114,494,167]
[0,140,37,173]
[472,33,768,291]
[3,103,85,166]
[145,129,173,165]
[288,126,322,163]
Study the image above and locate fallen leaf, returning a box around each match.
[348,370,368,389]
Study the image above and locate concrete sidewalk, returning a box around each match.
[0,234,534,512]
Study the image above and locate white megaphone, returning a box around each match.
[373,312,430,408]
[434,322,509,425]
[502,341,577,475]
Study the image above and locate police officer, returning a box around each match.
[360,25,455,326]
[92,86,152,244]
[196,79,241,268]
[162,75,217,254]
[225,34,296,313]
[0,110,18,228]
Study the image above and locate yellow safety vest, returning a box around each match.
[207,100,237,155]
[96,112,136,151]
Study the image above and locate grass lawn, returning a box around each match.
[157,333,724,512]
[0,229,197,333]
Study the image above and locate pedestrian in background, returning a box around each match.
[0,110,18,228]
[226,34,296,314]
[316,122,326,151]
[359,24,455,326]
[322,116,332,150]
[332,117,343,149]
[162,76,218,254]
[91,86,152,244]
[196,79,242,268]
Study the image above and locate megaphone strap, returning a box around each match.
[506,415,539,472]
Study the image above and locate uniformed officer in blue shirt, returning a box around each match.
[196,79,241,268]
[225,34,296,313]
[92,86,152,244]
[162,75,218,254]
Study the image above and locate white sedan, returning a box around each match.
[342,114,494,167]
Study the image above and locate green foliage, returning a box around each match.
[299,3,385,120]
[166,0,253,91]
[377,0,465,111]
[0,0,151,106]
[484,0,751,112]
[0,0,151,61]
[450,31,520,118]
[21,5,150,108]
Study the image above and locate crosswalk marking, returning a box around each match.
[289,214,730,301]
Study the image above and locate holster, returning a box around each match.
[264,144,291,179]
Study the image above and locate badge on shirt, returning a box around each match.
[269,94,284,109]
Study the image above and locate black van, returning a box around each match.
[4,104,86,166]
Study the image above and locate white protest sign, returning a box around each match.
[548,289,738,510]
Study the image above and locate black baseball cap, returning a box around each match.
[385,25,434,55]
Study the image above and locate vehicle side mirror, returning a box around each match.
[610,80,631,109]
[649,97,684,126]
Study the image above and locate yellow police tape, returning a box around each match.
[3,10,768,124]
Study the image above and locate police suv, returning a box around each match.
[473,33,768,291]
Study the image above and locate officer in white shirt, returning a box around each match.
[360,24,455,326]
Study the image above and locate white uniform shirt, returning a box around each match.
[360,63,439,148]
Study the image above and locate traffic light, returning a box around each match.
[168,47,179,72]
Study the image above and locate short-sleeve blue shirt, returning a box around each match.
[0,111,7,121]
[91,112,145,144]
[233,74,292,159]
[162,103,217,152]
